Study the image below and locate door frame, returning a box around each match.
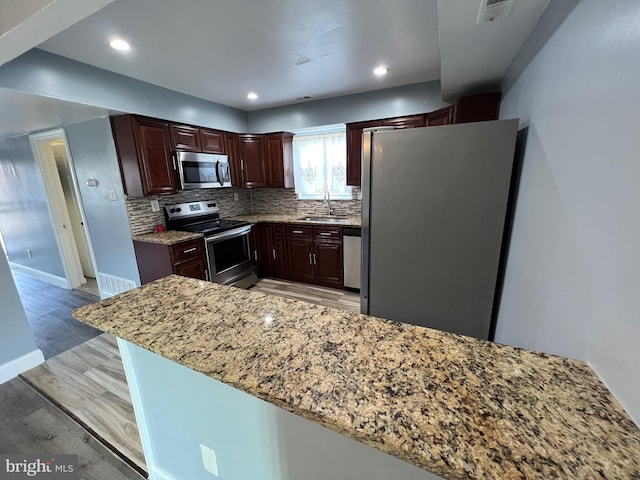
[29,129,97,289]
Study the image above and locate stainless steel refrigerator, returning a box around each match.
[361,119,519,340]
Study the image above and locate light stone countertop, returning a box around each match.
[132,230,204,245]
[72,275,640,480]
[232,213,361,227]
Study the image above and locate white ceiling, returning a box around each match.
[38,0,442,111]
[0,0,553,139]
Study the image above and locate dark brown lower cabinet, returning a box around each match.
[314,242,343,286]
[133,238,207,284]
[250,223,343,288]
[287,238,315,282]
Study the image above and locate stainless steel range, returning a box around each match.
[164,201,257,288]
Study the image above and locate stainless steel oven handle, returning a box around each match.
[205,225,252,243]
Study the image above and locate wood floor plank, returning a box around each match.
[0,378,144,480]
[75,390,146,470]
[21,334,147,474]
[11,271,102,359]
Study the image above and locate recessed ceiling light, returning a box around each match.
[373,66,388,76]
[247,92,258,100]
[110,38,131,51]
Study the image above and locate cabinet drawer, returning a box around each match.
[313,226,342,242]
[170,239,204,263]
[271,224,286,238]
[286,224,313,239]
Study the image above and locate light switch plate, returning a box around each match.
[150,199,160,212]
[200,444,219,477]
[108,189,118,201]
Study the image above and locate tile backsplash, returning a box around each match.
[126,187,361,235]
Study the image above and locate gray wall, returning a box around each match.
[0,253,39,365]
[0,49,248,132]
[65,117,140,283]
[247,81,447,132]
[495,0,640,424]
[0,135,64,277]
[121,340,440,480]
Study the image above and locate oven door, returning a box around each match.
[205,225,254,284]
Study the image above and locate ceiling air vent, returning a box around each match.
[476,0,515,24]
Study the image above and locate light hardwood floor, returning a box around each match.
[20,334,147,475]
[0,377,144,480]
[251,278,360,312]
[15,278,360,475]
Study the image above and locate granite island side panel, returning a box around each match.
[72,275,640,480]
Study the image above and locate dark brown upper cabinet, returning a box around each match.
[346,93,501,186]
[171,124,226,154]
[265,132,294,188]
[111,115,177,197]
[225,132,242,187]
[170,124,200,151]
[380,114,426,129]
[453,92,501,124]
[199,129,226,154]
[425,106,453,126]
[346,120,381,186]
[237,134,267,188]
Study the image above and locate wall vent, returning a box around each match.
[97,272,137,298]
[477,0,515,24]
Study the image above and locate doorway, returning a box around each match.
[29,129,97,290]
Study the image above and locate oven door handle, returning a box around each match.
[205,225,251,243]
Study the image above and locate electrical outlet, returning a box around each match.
[233,192,239,202]
[200,444,219,477]
[108,189,118,201]
[150,199,160,212]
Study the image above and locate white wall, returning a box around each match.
[496,0,640,424]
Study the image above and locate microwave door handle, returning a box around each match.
[216,160,223,186]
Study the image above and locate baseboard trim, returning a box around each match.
[9,262,68,289]
[0,349,45,385]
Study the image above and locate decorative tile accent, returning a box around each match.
[125,189,251,235]
[125,187,361,235]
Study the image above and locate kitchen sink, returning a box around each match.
[298,216,352,224]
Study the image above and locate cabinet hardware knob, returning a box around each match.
[309,253,312,264]
[293,230,303,234]
[183,247,197,253]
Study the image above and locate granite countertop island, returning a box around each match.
[72,275,640,479]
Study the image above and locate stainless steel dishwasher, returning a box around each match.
[342,227,361,291]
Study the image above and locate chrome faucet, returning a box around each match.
[324,188,334,216]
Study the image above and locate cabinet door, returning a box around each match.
[453,92,501,124]
[346,121,381,187]
[287,239,314,282]
[381,114,425,129]
[170,124,200,151]
[200,129,226,154]
[224,132,242,187]
[174,257,207,280]
[425,106,453,126]
[265,133,294,188]
[238,135,266,188]
[271,236,288,278]
[134,117,177,195]
[314,242,343,286]
[250,224,268,277]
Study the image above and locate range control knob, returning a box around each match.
[170,208,176,213]
[176,207,182,213]
[207,203,216,208]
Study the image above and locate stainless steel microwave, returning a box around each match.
[176,151,231,189]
